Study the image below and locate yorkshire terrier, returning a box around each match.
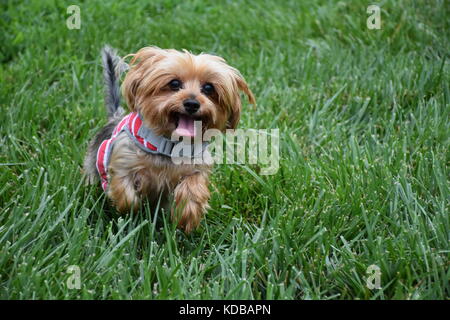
[84,46,255,233]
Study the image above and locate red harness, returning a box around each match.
[96,112,209,191]
[96,112,156,191]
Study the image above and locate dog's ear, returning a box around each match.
[122,47,166,111]
[227,73,256,130]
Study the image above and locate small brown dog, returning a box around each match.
[84,46,255,233]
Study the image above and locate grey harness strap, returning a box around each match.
[124,117,208,158]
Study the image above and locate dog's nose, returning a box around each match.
[183,99,200,114]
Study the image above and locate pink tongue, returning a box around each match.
[175,115,195,137]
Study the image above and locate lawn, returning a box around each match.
[0,0,448,299]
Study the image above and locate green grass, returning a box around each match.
[0,0,449,299]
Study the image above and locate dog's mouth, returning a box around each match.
[170,112,204,137]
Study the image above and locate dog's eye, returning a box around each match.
[169,79,182,91]
[201,83,215,96]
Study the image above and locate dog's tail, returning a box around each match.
[101,45,128,119]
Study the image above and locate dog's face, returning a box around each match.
[122,47,255,137]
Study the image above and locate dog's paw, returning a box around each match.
[173,200,207,233]
[173,173,210,233]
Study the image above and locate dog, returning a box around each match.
[83,46,255,233]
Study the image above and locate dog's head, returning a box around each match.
[122,47,255,137]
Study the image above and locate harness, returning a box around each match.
[96,112,206,190]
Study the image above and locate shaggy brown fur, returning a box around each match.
[84,46,255,233]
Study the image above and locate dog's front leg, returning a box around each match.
[107,170,141,213]
[173,171,210,233]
